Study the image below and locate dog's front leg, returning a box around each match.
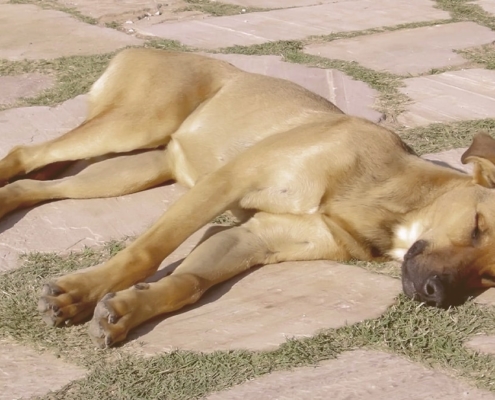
[38,168,242,327]
[87,212,338,348]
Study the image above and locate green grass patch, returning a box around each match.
[305,19,454,44]
[39,296,495,399]
[457,43,495,70]
[0,243,494,399]
[435,0,495,29]
[9,0,98,25]
[177,0,269,16]
[0,53,114,109]
[0,242,125,366]
[399,118,495,155]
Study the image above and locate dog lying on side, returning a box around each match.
[1,49,494,347]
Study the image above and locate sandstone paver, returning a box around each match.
[0,4,142,60]
[0,340,86,400]
[305,22,495,75]
[474,288,495,305]
[137,0,449,49]
[466,335,495,356]
[226,0,353,6]
[0,73,55,107]
[207,350,495,400]
[55,0,168,19]
[398,69,495,127]
[476,0,495,15]
[204,53,383,122]
[126,261,400,354]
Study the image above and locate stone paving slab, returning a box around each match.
[0,340,86,400]
[204,53,383,122]
[305,22,495,75]
[0,74,55,107]
[55,0,169,19]
[126,260,401,354]
[476,0,495,15]
[0,3,142,61]
[137,0,449,49]
[207,350,495,400]
[466,335,495,356]
[475,289,495,305]
[226,0,354,6]
[398,69,495,127]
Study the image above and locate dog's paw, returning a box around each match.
[88,292,133,348]
[38,277,98,327]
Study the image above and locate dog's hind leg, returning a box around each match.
[0,149,173,219]
[0,107,182,183]
[86,212,337,347]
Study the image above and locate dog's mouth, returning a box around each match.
[401,267,471,308]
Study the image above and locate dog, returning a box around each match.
[1,48,494,348]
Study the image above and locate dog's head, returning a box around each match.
[401,132,495,307]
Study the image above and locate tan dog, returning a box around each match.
[1,48,495,348]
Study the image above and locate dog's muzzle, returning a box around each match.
[401,240,461,308]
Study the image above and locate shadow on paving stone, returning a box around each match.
[125,261,401,354]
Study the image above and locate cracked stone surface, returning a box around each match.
[204,53,383,122]
[466,335,495,356]
[0,74,55,107]
[0,340,86,400]
[137,0,449,49]
[398,69,495,127]
[207,350,495,400]
[126,261,400,354]
[476,0,495,14]
[304,22,495,75]
[0,3,142,60]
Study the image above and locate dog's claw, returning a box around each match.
[38,279,95,327]
[88,293,131,349]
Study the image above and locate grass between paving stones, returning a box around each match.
[218,40,408,117]
[435,0,495,30]
[177,0,269,16]
[0,39,196,111]
[399,119,495,155]
[458,43,495,70]
[1,244,495,398]
[8,0,98,25]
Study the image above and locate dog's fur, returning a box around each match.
[2,49,495,347]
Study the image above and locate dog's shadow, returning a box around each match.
[127,263,261,342]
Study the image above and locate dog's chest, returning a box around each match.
[388,221,425,261]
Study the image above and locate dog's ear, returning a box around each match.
[461,132,495,188]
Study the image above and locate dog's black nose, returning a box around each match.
[419,275,446,306]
